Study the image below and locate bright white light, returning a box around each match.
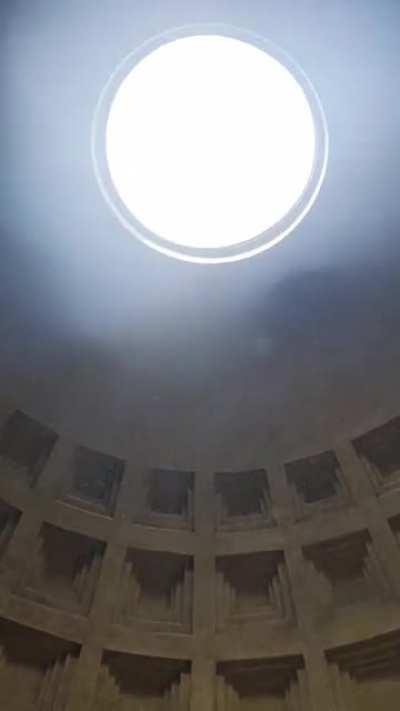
[106,35,316,251]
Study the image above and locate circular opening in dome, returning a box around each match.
[93,27,328,263]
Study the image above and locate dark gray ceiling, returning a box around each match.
[1,0,400,467]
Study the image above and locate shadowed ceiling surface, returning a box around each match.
[1,0,400,467]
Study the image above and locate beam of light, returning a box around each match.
[104,34,319,254]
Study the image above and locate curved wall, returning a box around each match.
[0,402,400,709]
[3,0,400,472]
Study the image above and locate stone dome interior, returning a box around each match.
[1,1,400,709]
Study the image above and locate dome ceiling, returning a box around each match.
[1,0,400,467]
